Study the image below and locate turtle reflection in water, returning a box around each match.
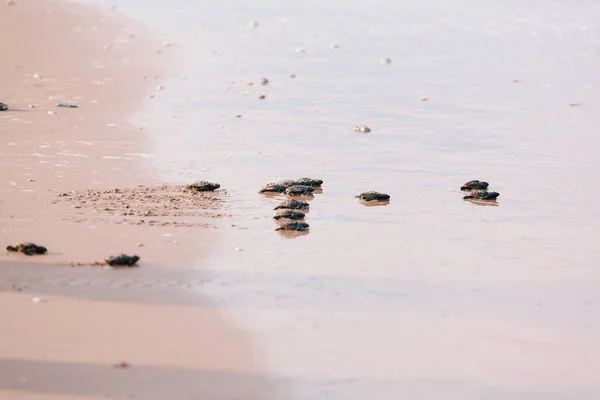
[187,181,220,192]
[463,190,500,201]
[275,221,309,231]
[274,199,309,210]
[285,185,315,196]
[6,242,47,256]
[460,180,489,191]
[105,254,140,267]
[273,210,305,220]
[355,191,390,202]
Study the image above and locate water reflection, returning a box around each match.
[359,200,391,208]
[464,199,500,207]
[277,229,310,239]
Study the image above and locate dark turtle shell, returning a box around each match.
[460,180,489,191]
[105,254,140,267]
[274,199,310,210]
[273,210,306,220]
[463,190,499,200]
[187,181,220,192]
[260,183,288,193]
[355,191,390,201]
[6,242,47,256]
[275,221,310,231]
[285,185,315,196]
[294,177,323,187]
[0,103,8,111]
[276,179,297,188]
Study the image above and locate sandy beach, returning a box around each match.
[0,1,275,399]
[2,0,600,399]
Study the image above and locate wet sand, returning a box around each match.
[0,0,221,266]
[0,2,276,399]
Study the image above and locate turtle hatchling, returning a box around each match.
[463,190,499,201]
[105,254,140,267]
[276,179,297,188]
[273,210,306,220]
[353,125,371,133]
[260,183,288,193]
[274,199,309,210]
[275,221,310,231]
[460,180,489,191]
[6,242,47,256]
[356,191,390,201]
[294,177,323,187]
[187,181,220,192]
[285,185,315,196]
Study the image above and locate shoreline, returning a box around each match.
[0,2,275,399]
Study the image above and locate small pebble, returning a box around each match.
[353,125,371,133]
[381,58,392,64]
[136,243,144,247]
[249,20,259,28]
[289,73,296,79]
[295,48,306,53]
[234,247,243,251]
[260,78,269,86]
[420,96,429,102]
[258,94,266,100]
[172,240,178,244]
[32,297,42,304]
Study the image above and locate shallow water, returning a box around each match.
[86,0,600,397]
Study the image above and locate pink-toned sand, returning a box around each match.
[0,0,220,267]
[0,2,273,399]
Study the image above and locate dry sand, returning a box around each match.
[0,2,274,399]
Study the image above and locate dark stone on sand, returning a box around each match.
[463,190,500,200]
[105,254,140,267]
[275,222,310,231]
[460,180,489,191]
[273,210,306,220]
[355,191,390,201]
[0,103,8,111]
[6,242,47,256]
[285,185,315,196]
[274,199,309,210]
[186,181,220,192]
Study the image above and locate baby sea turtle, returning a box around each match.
[463,190,500,201]
[273,210,306,220]
[285,185,315,196]
[6,242,47,256]
[187,181,220,192]
[0,103,8,111]
[275,221,310,231]
[294,177,323,187]
[105,254,140,267]
[353,125,371,133]
[260,183,288,193]
[276,179,297,188]
[274,199,310,210]
[460,180,489,191]
[356,191,390,201]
